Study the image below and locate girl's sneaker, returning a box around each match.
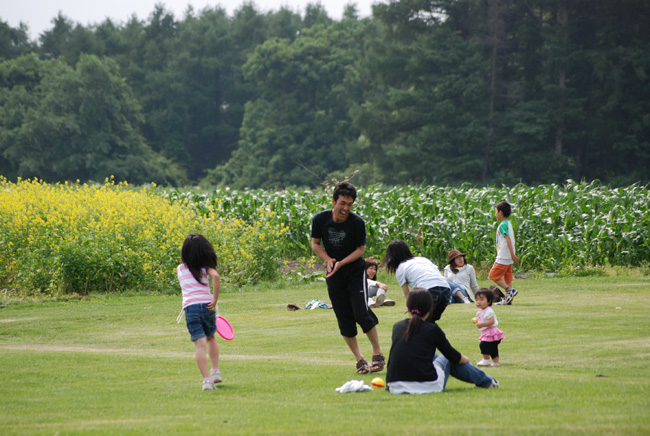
[202,379,215,391]
[210,369,222,383]
[491,362,500,367]
[477,359,492,367]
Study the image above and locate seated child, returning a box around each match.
[365,258,395,307]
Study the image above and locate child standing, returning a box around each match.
[473,288,504,367]
[488,201,520,305]
[178,233,223,391]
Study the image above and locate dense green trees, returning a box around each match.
[0,54,183,184]
[0,20,33,59]
[1,1,649,187]
[352,1,488,185]
[208,18,373,188]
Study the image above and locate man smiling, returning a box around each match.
[311,182,385,374]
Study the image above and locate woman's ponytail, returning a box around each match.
[404,288,433,341]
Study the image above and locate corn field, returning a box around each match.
[163,181,650,273]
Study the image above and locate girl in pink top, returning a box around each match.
[473,288,505,367]
[178,233,222,391]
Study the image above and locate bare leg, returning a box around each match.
[207,335,220,371]
[365,326,382,356]
[343,335,363,361]
[492,278,509,291]
[194,337,210,378]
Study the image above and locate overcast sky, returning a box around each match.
[2,0,380,40]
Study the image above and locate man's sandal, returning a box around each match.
[371,354,385,372]
[356,358,371,374]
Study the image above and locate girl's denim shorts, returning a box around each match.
[185,303,217,341]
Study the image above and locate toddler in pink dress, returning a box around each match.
[473,288,505,367]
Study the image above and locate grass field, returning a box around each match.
[1,274,649,435]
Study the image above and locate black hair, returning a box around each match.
[475,288,495,306]
[404,288,433,341]
[382,240,414,275]
[495,201,512,217]
[180,233,218,284]
[333,181,357,201]
[365,258,378,280]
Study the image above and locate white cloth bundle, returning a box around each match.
[335,380,373,393]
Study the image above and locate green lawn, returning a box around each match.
[1,275,649,435]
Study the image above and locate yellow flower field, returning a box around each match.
[0,177,286,297]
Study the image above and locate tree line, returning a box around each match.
[1,0,649,188]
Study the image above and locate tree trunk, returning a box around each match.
[554,1,568,155]
[483,0,500,182]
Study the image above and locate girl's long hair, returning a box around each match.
[382,240,414,275]
[404,288,433,341]
[181,233,218,283]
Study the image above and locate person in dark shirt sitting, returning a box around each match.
[386,288,499,394]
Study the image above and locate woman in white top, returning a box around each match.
[443,249,479,303]
[383,240,451,322]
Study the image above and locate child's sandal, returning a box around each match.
[371,354,385,372]
[356,358,371,374]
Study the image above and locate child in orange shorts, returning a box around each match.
[488,201,520,305]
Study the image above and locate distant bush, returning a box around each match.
[0,177,286,297]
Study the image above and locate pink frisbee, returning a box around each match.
[216,306,234,340]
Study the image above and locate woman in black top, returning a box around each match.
[386,288,498,394]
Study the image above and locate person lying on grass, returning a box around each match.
[386,288,499,394]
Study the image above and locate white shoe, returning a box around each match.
[491,362,500,367]
[477,359,492,367]
[202,379,215,391]
[211,369,222,383]
[381,299,396,306]
[462,298,471,304]
[374,292,386,306]
[501,288,518,304]
[488,379,499,388]
[369,298,379,308]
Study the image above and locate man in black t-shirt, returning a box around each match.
[311,182,385,374]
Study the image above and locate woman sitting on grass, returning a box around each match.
[386,288,499,394]
[444,249,479,303]
[365,258,395,308]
